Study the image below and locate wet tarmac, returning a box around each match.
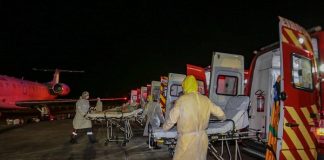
[0,119,259,160]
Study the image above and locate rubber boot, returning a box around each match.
[88,135,97,144]
[153,141,161,150]
[70,135,78,144]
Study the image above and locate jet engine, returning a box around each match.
[50,83,70,96]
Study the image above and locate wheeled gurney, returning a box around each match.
[148,96,260,160]
[87,107,143,146]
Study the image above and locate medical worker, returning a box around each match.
[143,95,165,137]
[70,91,97,144]
[163,75,225,160]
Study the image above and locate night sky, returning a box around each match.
[1,1,324,99]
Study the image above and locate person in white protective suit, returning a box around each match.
[70,91,97,144]
[163,75,226,160]
[143,95,165,137]
[36,105,50,121]
[94,97,103,112]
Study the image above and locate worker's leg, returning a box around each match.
[86,128,97,143]
[70,129,79,144]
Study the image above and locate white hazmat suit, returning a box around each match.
[73,98,92,129]
[143,95,165,136]
[70,91,96,144]
[94,98,103,112]
[163,75,225,160]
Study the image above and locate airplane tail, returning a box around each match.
[32,68,84,84]
[32,68,84,96]
[53,69,60,84]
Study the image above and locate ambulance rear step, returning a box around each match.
[241,139,266,159]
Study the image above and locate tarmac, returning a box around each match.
[0,119,259,160]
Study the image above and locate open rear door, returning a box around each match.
[151,81,161,102]
[267,17,319,160]
[209,52,244,109]
[130,89,138,104]
[140,86,147,107]
[160,76,168,114]
[165,73,185,119]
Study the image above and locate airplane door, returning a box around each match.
[268,17,318,160]
[23,85,27,95]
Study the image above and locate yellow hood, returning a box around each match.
[182,75,198,94]
[147,95,152,102]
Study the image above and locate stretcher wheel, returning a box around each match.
[115,136,118,144]
[121,142,126,147]
[168,148,174,157]
[104,141,108,146]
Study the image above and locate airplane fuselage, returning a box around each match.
[0,75,57,109]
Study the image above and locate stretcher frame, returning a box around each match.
[86,108,142,146]
[148,120,261,160]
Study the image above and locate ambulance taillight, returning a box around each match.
[317,119,324,136]
[317,128,324,136]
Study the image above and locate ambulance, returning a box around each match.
[140,86,148,107]
[184,17,321,159]
[130,89,138,104]
[152,16,321,159]
[244,17,320,160]
[310,25,324,159]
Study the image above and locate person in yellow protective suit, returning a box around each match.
[163,75,226,160]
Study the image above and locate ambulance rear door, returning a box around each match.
[275,16,319,160]
[165,73,185,119]
[209,52,244,109]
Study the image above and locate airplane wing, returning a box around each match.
[0,102,28,110]
[15,97,127,106]
[16,99,78,105]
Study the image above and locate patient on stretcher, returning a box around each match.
[86,103,143,119]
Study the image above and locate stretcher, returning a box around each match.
[148,96,261,160]
[86,107,143,146]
